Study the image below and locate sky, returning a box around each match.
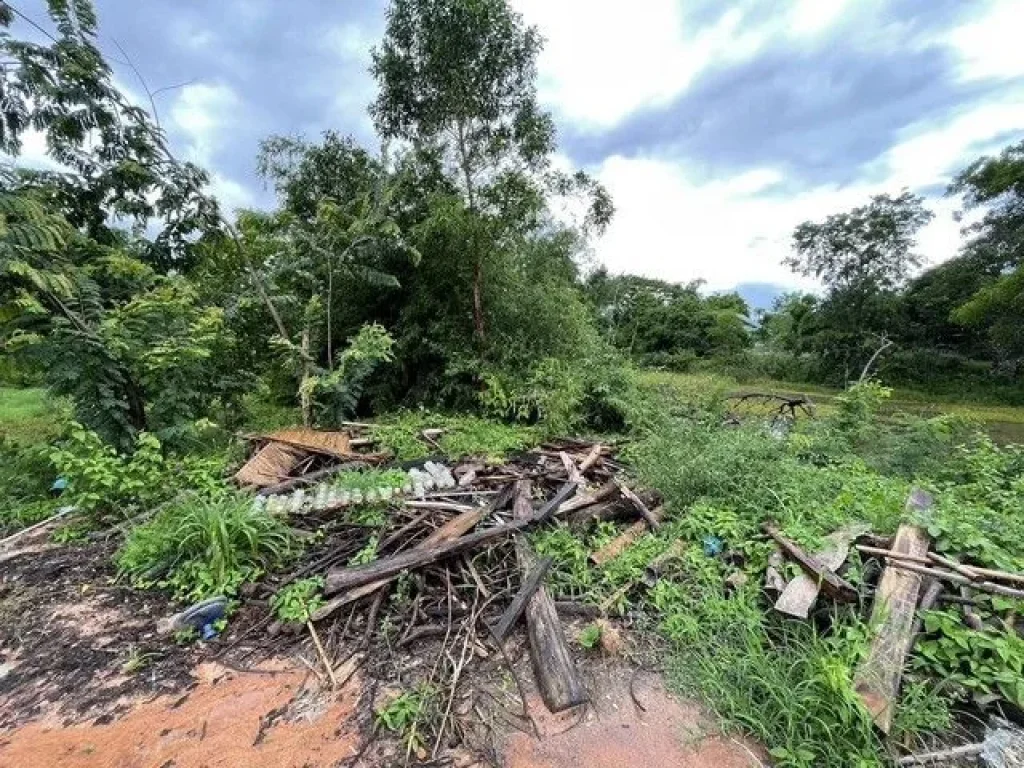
[10,0,1024,299]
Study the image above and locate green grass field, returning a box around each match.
[639,371,1024,443]
[0,387,69,445]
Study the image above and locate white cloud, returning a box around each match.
[170,82,242,166]
[947,0,1024,82]
[514,0,770,129]
[590,87,1018,294]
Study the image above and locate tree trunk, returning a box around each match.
[472,256,485,342]
[300,325,313,428]
[456,120,485,345]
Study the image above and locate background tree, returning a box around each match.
[370,0,610,343]
[785,191,933,381]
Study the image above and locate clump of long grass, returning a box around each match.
[117,494,295,601]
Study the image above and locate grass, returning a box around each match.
[0,387,69,444]
[641,371,1024,442]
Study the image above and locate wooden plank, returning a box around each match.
[589,507,664,566]
[854,518,931,733]
[489,557,553,641]
[761,525,858,602]
[512,480,586,713]
[775,525,866,618]
[234,442,308,488]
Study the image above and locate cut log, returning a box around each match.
[854,515,932,734]
[910,578,945,648]
[559,451,584,484]
[489,557,553,642]
[761,525,858,602]
[578,443,604,473]
[614,478,660,530]
[775,524,867,618]
[590,507,664,566]
[764,549,787,593]
[512,480,586,713]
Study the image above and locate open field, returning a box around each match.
[639,371,1024,444]
[0,387,69,445]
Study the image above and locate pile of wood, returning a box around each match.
[221,434,669,760]
[763,488,1024,741]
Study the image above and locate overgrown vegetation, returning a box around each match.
[117,495,296,601]
[0,2,1021,765]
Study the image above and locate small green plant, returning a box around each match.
[348,535,379,566]
[375,684,437,756]
[117,494,296,602]
[577,623,601,649]
[121,646,159,674]
[173,626,199,645]
[914,610,1024,708]
[371,411,539,462]
[50,523,88,544]
[270,577,325,623]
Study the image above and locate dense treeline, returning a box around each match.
[0,0,628,449]
[585,152,1024,399]
[1,0,1022,456]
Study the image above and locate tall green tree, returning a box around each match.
[785,191,933,379]
[370,0,610,342]
[948,140,1024,368]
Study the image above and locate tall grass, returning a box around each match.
[117,495,296,601]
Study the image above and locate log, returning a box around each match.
[911,578,945,647]
[489,557,553,641]
[590,507,664,566]
[614,478,660,530]
[761,525,858,602]
[313,506,487,620]
[775,524,866,618]
[512,480,586,713]
[927,552,981,581]
[855,516,931,734]
[559,451,584,484]
[323,482,574,596]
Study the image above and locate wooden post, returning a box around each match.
[513,481,587,713]
[854,498,933,733]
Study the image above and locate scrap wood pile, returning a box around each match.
[225,429,658,760]
[763,487,1024,764]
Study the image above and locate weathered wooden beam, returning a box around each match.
[578,443,604,473]
[761,524,858,602]
[512,480,586,713]
[855,515,931,733]
[489,557,553,642]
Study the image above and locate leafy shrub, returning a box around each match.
[117,495,296,601]
[915,610,1024,708]
[48,423,225,521]
[270,577,325,623]
[0,437,60,534]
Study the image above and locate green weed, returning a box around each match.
[117,494,296,602]
[371,410,540,462]
[270,577,325,623]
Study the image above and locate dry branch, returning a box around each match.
[614,478,660,530]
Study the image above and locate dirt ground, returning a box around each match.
[1,530,763,768]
